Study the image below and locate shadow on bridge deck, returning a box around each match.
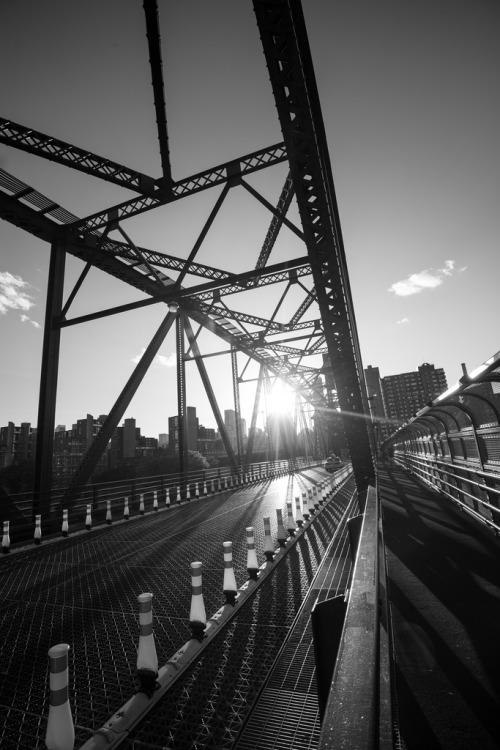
[379,461,500,749]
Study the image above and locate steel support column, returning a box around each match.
[232,347,243,467]
[33,241,66,516]
[245,364,265,466]
[176,313,187,481]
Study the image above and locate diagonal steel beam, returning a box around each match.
[71,142,287,231]
[143,0,173,189]
[0,118,158,194]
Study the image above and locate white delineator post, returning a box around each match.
[295,495,304,527]
[153,491,158,511]
[246,527,259,580]
[34,514,42,544]
[286,501,296,537]
[61,510,69,537]
[123,497,130,520]
[136,593,159,696]
[45,644,74,750]
[222,542,238,605]
[2,520,10,553]
[189,562,207,641]
[85,505,92,531]
[106,500,112,525]
[276,508,287,547]
[263,516,275,561]
[139,494,145,515]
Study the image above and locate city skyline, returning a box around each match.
[2,1,500,437]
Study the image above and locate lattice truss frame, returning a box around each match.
[0,0,374,495]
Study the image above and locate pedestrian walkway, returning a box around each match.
[379,462,500,749]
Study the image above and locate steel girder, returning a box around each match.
[253,0,374,488]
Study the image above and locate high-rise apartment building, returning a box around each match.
[168,407,199,453]
[53,414,107,484]
[0,422,37,469]
[381,363,447,425]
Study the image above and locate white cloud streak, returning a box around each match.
[0,271,34,314]
[388,260,466,297]
[132,348,176,368]
[396,317,410,325]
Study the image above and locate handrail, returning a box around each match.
[318,483,392,749]
[393,452,500,534]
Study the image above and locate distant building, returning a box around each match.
[158,433,168,449]
[197,425,217,456]
[0,422,37,469]
[364,365,389,442]
[380,363,448,426]
[168,407,199,453]
[224,409,246,449]
[53,414,107,484]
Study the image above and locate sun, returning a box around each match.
[268,381,294,417]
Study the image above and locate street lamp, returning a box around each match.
[168,301,179,315]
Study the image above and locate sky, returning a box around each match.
[1,0,500,439]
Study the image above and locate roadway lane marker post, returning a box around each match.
[189,562,207,642]
[153,491,158,511]
[276,508,287,547]
[123,497,130,520]
[2,520,10,553]
[307,489,316,517]
[263,516,275,561]
[136,593,159,698]
[45,643,74,750]
[165,488,171,508]
[186,484,191,501]
[295,496,304,527]
[34,514,42,544]
[223,542,238,605]
[85,505,92,531]
[106,500,112,525]
[139,494,145,515]
[61,510,69,537]
[286,501,296,537]
[303,491,310,521]
[176,486,181,504]
[312,487,320,509]
[246,527,259,580]
[195,482,200,498]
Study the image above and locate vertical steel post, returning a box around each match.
[231,347,243,468]
[33,242,66,518]
[176,314,187,484]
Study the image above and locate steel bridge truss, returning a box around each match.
[0,0,374,509]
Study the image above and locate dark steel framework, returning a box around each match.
[0,0,374,511]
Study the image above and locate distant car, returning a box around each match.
[324,455,343,472]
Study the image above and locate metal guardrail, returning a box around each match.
[318,483,393,750]
[1,458,319,549]
[393,452,500,535]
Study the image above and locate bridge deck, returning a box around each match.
[379,462,500,749]
[0,468,352,750]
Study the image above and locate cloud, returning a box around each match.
[396,317,409,325]
[0,271,34,314]
[388,260,466,296]
[20,314,41,329]
[132,348,176,368]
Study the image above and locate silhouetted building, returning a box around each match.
[53,414,107,483]
[0,421,37,469]
[168,407,199,453]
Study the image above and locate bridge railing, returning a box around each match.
[1,456,319,548]
[318,481,393,749]
[393,451,500,534]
